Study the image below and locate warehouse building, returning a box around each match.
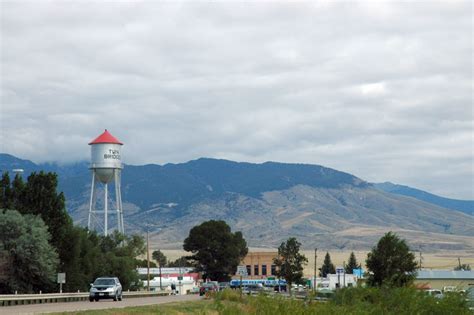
[414,270,474,291]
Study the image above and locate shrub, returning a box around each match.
[211,286,470,315]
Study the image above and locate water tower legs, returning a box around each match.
[114,170,124,234]
[104,183,108,236]
[87,169,124,236]
[87,172,96,231]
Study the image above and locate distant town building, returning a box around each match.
[137,267,199,295]
[328,274,358,289]
[234,252,279,279]
[137,267,195,277]
[414,270,474,290]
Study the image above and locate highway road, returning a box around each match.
[2,294,202,315]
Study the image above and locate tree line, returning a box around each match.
[272,232,419,291]
[147,218,422,294]
[175,219,421,294]
[0,170,446,294]
[0,172,145,294]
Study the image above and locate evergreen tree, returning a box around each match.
[20,172,73,244]
[366,232,417,287]
[183,220,248,281]
[345,252,359,274]
[152,250,167,268]
[11,174,25,211]
[273,237,308,295]
[0,172,13,209]
[12,172,75,281]
[319,252,336,277]
[168,256,190,267]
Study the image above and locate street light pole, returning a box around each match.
[146,230,150,292]
[313,248,317,292]
[159,258,163,291]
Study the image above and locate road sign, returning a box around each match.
[57,273,66,284]
[353,268,364,277]
[236,265,248,276]
[336,267,344,274]
[57,273,66,294]
[178,276,183,280]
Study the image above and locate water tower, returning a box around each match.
[87,129,124,236]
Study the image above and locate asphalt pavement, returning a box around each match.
[1,294,202,315]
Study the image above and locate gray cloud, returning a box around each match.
[1,1,472,199]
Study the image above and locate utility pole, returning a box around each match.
[419,251,423,270]
[343,261,346,288]
[147,230,150,291]
[179,262,182,295]
[313,248,317,292]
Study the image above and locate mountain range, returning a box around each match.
[1,153,473,252]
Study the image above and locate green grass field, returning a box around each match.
[60,288,471,315]
[55,300,216,315]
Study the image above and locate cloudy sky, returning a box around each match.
[0,1,472,199]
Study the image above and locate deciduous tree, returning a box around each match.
[366,232,417,287]
[0,210,59,294]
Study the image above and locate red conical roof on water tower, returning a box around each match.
[88,129,123,145]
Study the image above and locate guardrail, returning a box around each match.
[0,290,171,307]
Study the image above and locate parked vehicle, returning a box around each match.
[425,289,443,299]
[199,282,219,296]
[218,282,230,291]
[442,286,456,292]
[274,285,287,292]
[89,277,122,302]
[243,283,266,295]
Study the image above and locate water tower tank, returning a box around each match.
[89,129,123,183]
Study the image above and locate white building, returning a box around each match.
[145,275,197,295]
[137,267,194,275]
[327,274,358,289]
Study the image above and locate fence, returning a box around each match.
[0,290,171,307]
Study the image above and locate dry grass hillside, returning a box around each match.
[148,185,474,252]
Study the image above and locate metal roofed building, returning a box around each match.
[415,270,474,290]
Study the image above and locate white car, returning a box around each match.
[89,277,123,302]
[425,289,443,299]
